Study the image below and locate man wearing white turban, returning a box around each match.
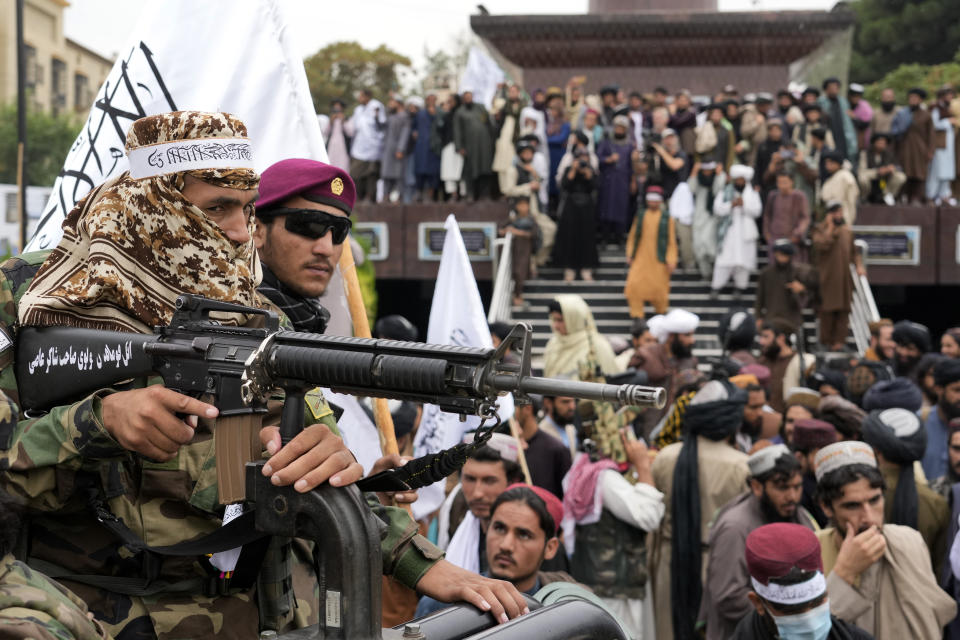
[711,164,763,300]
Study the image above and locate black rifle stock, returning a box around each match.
[16,294,666,490]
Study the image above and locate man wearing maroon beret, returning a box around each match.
[254,158,357,333]
[793,418,839,527]
[253,158,530,623]
[731,523,872,639]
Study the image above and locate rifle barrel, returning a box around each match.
[490,375,666,409]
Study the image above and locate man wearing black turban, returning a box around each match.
[892,320,932,383]
[861,408,949,568]
[649,379,749,640]
[922,358,960,481]
[862,377,923,413]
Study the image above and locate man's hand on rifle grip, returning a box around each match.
[100,385,218,462]
[259,424,363,492]
[368,454,418,506]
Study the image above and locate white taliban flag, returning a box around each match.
[412,214,514,520]
[27,0,326,252]
[458,46,505,109]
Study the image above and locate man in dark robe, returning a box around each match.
[453,90,495,200]
[755,240,817,338]
[812,202,863,351]
[762,171,810,260]
[818,77,858,164]
[597,115,636,243]
[894,87,935,203]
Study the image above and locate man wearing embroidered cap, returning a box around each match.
[814,441,955,637]
[731,522,872,639]
[700,443,814,640]
[711,164,762,301]
[253,158,355,333]
[624,185,677,318]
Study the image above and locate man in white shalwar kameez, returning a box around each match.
[711,164,762,299]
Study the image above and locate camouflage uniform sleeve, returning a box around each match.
[368,497,443,588]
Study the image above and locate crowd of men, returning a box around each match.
[321,78,960,312]
[2,105,960,640]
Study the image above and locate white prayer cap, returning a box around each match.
[691,379,730,405]
[878,408,922,438]
[647,314,669,343]
[661,127,678,139]
[700,161,718,170]
[814,441,876,482]
[729,164,754,181]
[647,309,699,343]
[406,95,425,109]
[463,432,519,462]
[748,444,792,478]
[849,83,865,94]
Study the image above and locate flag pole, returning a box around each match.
[338,239,400,458]
[16,0,28,252]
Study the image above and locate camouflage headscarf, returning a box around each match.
[19,111,262,333]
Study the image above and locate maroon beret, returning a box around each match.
[746,523,822,585]
[504,483,564,534]
[256,158,356,215]
[792,418,837,451]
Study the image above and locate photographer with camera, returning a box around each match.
[812,200,865,351]
[553,138,600,282]
[649,128,689,200]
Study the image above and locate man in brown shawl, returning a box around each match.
[5,112,526,639]
[812,201,864,351]
[895,88,936,204]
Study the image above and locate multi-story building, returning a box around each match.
[0,0,113,115]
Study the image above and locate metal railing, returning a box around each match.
[848,239,880,354]
[487,233,513,323]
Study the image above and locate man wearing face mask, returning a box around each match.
[700,445,815,640]
[814,442,956,637]
[871,88,899,137]
[732,522,873,640]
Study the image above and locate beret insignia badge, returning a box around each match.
[331,177,344,196]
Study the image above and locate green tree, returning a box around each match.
[303,41,411,113]
[0,101,83,186]
[850,0,960,84]
[862,53,960,104]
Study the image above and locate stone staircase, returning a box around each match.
[514,247,836,373]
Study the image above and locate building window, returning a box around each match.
[75,73,90,110]
[52,58,67,115]
[24,45,37,89]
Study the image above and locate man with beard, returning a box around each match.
[711,164,762,301]
[699,445,814,640]
[918,353,947,414]
[859,132,905,205]
[731,523,873,640]
[754,119,786,201]
[629,309,699,438]
[792,418,838,528]
[893,87,935,204]
[440,435,525,574]
[624,186,677,318]
[892,320,932,384]
[812,201,863,351]
[755,239,817,339]
[454,90,496,200]
[689,160,725,280]
[818,78,858,164]
[669,90,698,156]
[872,88,899,136]
[922,359,960,483]
[597,116,637,245]
[862,408,949,569]
[762,172,810,261]
[814,442,956,637]
[739,384,769,451]
[931,420,960,497]
[695,103,736,171]
[379,93,411,201]
[417,484,576,617]
[538,395,577,458]
[650,379,750,640]
[720,309,758,367]
[757,322,816,414]
[821,151,861,225]
[514,397,571,499]
[848,83,874,153]
[865,319,896,363]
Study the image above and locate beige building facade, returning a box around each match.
[0,0,112,115]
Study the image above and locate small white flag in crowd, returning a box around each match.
[27,0,326,252]
[412,214,514,520]
[458,46,505,110]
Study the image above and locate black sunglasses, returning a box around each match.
[264,208,352,244]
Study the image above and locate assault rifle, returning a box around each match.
[17,294,655,639]
[17,294,665,495]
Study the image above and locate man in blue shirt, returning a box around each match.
[922,359,960,480]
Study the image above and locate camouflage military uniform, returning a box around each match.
[0,253,443,639]
[0,552,112,640]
